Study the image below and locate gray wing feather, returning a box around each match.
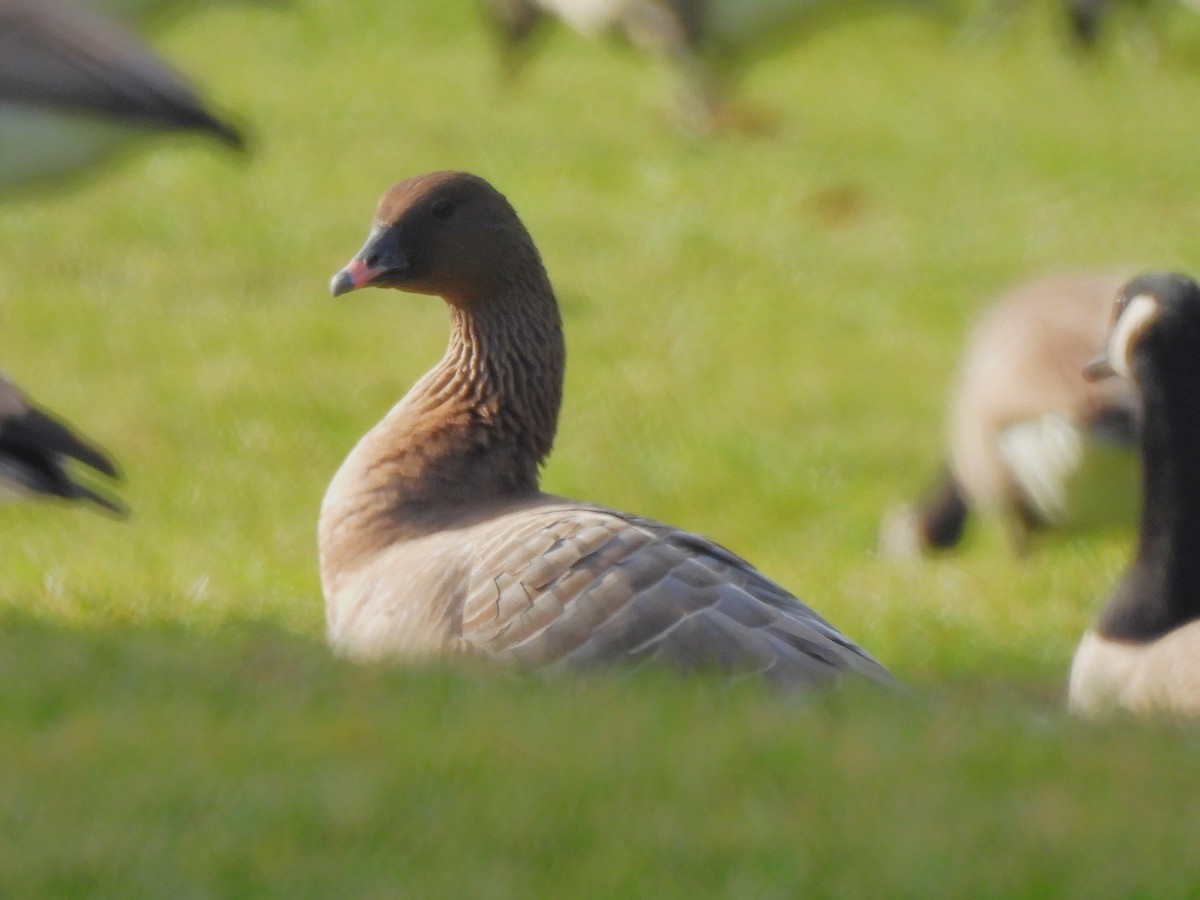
[462,504,892,690]
[0,0,242,144]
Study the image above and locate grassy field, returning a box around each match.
[5,0,1200,893]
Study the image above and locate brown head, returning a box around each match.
[329,171,543,307]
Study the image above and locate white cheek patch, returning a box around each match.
[1109,294,1161,379]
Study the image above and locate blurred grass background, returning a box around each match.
[4,0,1200,893]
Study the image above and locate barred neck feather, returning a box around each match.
[320,267,564,556]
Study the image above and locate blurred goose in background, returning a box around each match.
[1069,273,1200,718]
[481,0,922,131]
[0,371,123,513]
[1062,0,1199,46]
[1064,0,1111,43]
[880,273,1139,556]
[0,0,243,192]
[320,170,893,691]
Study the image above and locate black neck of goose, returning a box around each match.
[1099,350,1200,642]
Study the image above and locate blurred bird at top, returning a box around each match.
[480,0,926,133]
[1064,0,1199,46]
[0,0,244,193]
[970,0,1193,49]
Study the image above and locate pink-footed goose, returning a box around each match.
[1069,273,1200,717]
[321,171,892,690]
[880,273,1139,556]
[0,0,242,190]
[0,372,122,513]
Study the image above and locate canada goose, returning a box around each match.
[480,0,915,132]
[880,273,1139,556]
[1066,272,1200,717]
[320,170,892,690]
[0,0,242,191]
[0,372,123,513]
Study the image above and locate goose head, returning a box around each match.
[1084,272,1200,385]
[329,170,538,308]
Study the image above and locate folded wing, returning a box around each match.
[462,504,892,690]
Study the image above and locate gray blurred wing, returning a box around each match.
[0,0,241,144]
[0,373,124,513]
[461,505,892,690]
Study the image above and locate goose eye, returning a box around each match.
[431,199,455,220]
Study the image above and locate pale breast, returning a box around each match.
[1069,626,1200,718]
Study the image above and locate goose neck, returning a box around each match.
[1100,362,1200,640]
[321,275,565,553]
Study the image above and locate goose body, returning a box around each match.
[504,0,817,43]
[0,372,122,513]
[0,0,242,191]
[881,273,1139,556]
[1067,272,1200,718]
[482,0,904,130]
[320,170,891,690]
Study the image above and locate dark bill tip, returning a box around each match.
[1082,350,1117,382]
[330,268,356,297]
[329,258,382,297]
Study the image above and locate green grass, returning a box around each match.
[5,615,1200,898]
[4,0,1200,893]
